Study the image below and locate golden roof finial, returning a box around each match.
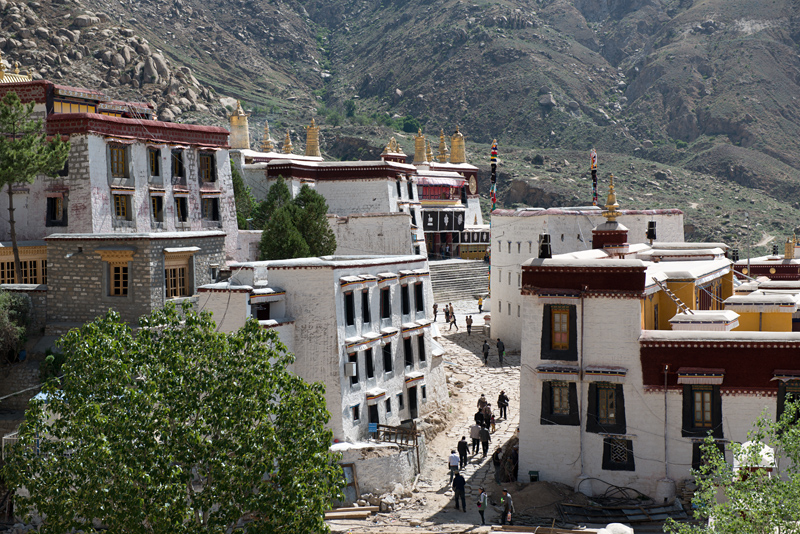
[786,234,797,260]
[0,51,4,81]
[604,174,620,222]
[14,62,20,75]
[425,139,434,162]
[260,119,274,152]
[282,131,293,154]
[383,137,404,155]
[437,129,449,163]
[413,129,426,164]
[232,100,248,117]
[450,126,466,164]
[305,118,321,157]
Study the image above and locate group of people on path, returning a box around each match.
[481,338,505,365]
[433,302,476,335]
[449,469,514,526]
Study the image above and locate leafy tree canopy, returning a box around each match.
[666,402,800,534]
[4,305,343,533]
[259,180,336,260]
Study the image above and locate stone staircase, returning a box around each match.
[429,260,489,303]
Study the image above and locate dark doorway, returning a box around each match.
[408,386,418,419]
[368,404,379,425]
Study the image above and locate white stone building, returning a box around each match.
[517,202,800,500]
[490,207,685,350]
[197,255,447,444]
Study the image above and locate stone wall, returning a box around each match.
[339,433,428,497]
[45,232,226,331]
[0,359,42,412]
[315,179,394,215]
[328,213,415,257]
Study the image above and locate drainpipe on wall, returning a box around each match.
[656,364,677,503]
[575,285,590,496]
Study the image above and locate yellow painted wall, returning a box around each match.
[721,271,735,301]
[733,312,793,332]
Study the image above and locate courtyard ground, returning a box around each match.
[327,298,591,533]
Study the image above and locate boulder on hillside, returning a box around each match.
[539,93,556,107]
[642,140,654,148]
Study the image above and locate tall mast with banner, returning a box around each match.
[489,139,498,295]
[591,148,598,206]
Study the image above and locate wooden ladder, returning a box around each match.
[654,279,693,315]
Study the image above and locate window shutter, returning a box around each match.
[540,382,552,425]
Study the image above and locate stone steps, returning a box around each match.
[430,261,489,303]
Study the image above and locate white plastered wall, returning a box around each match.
[491,211,684,350]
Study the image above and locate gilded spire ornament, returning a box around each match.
[425,139,433,162]
[786,235,797,260]
[450,126,466,164]
[305,118,321,157]
[382,137,404,155]
[437,129,449,163]
[603,174,620,222]
[282,131,293,154]
[0,51,5,81]
[260,120,274,152]
[413,129,426,164]
[228,100,251,150]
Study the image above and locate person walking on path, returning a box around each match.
[433,303,438,322]
[478,296,483,313]
[474,410,486,428]
[448,450,460,483]
[452,471,466,512]
[477,393,487,410]
[501,489,515,525]
[490,413,496,433]
[449,312,459,331]
[483,403,492,428]
[479,425,491,457]
[470,423,481,455]
[477,487,488,525]
[466,315,473,335]
[444,305,450,324]
[482,340,490,365]
[449,303,455,318]
[496,338,505,366]
[498,390,509,419]
[457,436,469,469]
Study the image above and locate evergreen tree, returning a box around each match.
[0,92,70,283]
[259,205,310,260]
[257,179,336,260]
[4,305,344,533]
[294,185,336,256]
[230,158,255,229]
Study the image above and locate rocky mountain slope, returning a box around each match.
[0,0,798,247]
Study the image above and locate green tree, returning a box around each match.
[0,290,29,362]
[230,158,256,229]
[666,404,800,534]
[293,185,336,256]
[0,92,70,283]
[257,181,336,260]
[259,205,310,260]
[4,305,343,533]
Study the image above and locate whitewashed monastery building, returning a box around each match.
[518,185,800,500]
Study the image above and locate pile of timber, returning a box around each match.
[324,506,379,520]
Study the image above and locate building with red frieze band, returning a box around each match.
[517,182,800,504]
[0,68,236,335]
